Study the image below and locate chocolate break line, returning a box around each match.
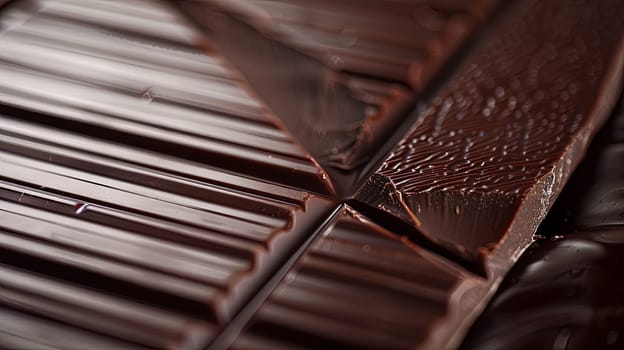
[174,1,416,197]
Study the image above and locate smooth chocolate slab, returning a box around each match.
[356,0,624,273]
[0,305,155,350]
[0,1,334,348]
[461,230,624,350]
[231,206,494,350]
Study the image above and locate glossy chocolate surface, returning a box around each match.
[200,0,500,90]
[0,1,334,348]
[177,6,411,191]
[232,206,493,350]
[175,0,497,195]
[0,0,623,350]
[461,230,624,350]
[462,91,624,349]
[356,0,624,272]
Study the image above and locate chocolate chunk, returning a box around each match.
[463,95,624,349]
[0,2,334,349]
[355,0,624,272]
[231,206,495,350]
[461,230,624,350]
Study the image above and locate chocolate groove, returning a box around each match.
[0,1,337,348]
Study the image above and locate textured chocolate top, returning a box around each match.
[356,0,624,271]
[462,92,624,349]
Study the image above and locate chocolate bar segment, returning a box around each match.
[0,0,334,195]
[197,0,500,90]
[175,3,414,195]
[174,0,501,195]
[231,206,496,350]
[356,0,624,272]
[462,94,624,349]
[461,230,624,350]
[0,2,334,348]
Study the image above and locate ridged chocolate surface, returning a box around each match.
[220,0,499,90]
[232,206,487,350]
[461,230,624,350]
[0,0,336,195]
[175,3,412,194]
[175,0,498,195]
[1,0,624,350]
[0,1,333,349]
[356,0,624,271]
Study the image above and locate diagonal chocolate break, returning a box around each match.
[355,0,624,274]
[173,1,413,196]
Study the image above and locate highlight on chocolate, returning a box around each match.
[0,1,622,349]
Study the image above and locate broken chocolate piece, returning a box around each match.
[231,206,495,350]
[356,0,624,272]
[463,97,624,349]
[1,0,624,349]
[461,230,624,350]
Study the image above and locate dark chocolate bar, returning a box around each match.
[0,0,624,349]
[175,6,412,193]
[462,91,624,349]
[230,206,494,350]
[190,0,500,90]
[355,0,624,273]
[174,0,498,195]
[0,1,334,348]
